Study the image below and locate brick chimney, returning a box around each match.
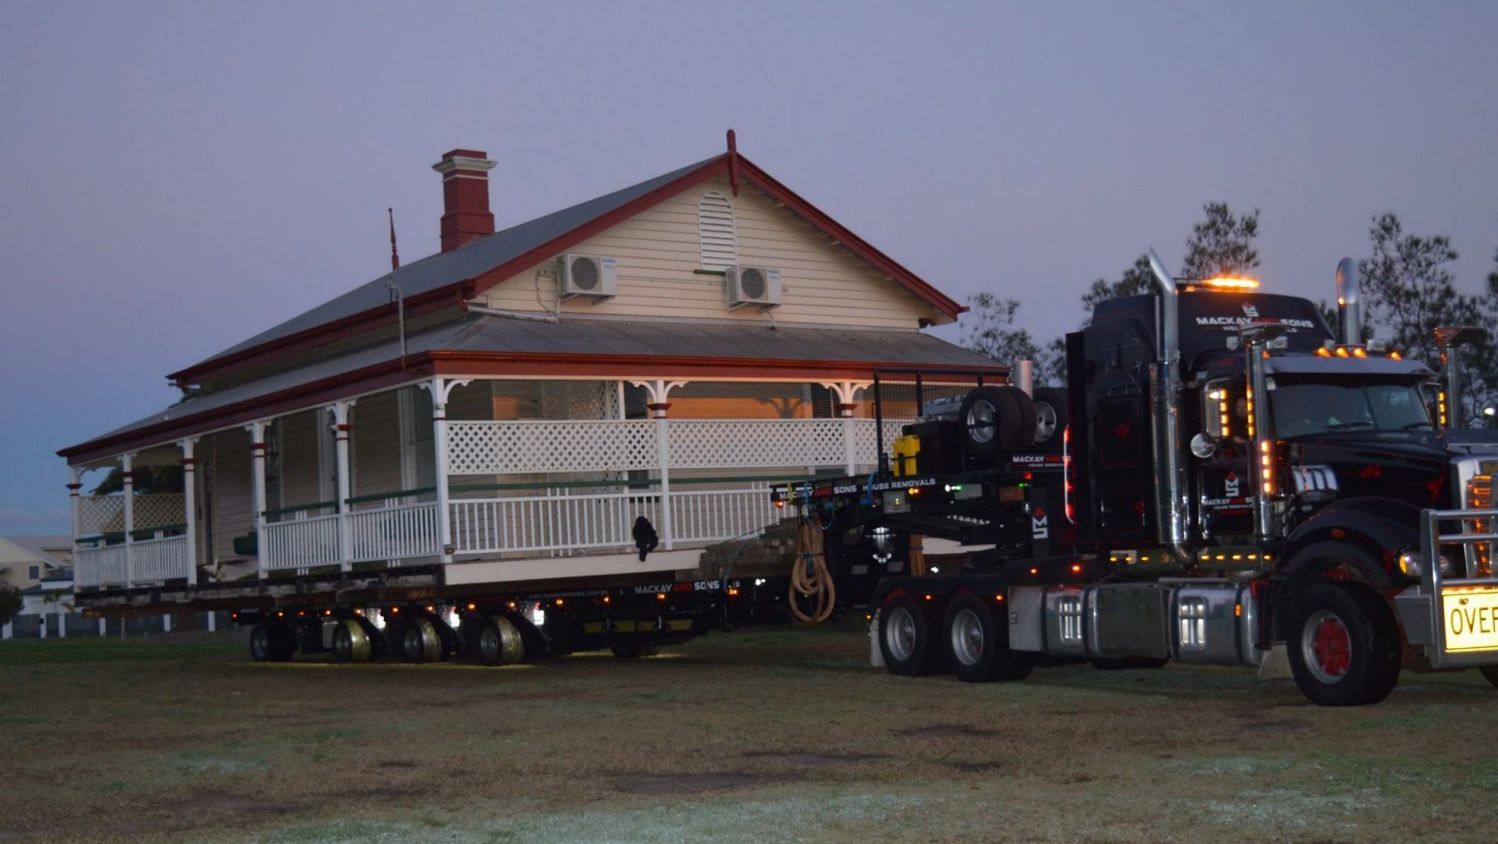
[432,149,497,252]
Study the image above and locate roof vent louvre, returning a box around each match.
[698,191,737,269]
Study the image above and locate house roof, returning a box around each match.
[169,148,965,385]
[2,536,70,569]
[61,314,1002,464]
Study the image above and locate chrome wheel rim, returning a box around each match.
[886,606,917,662]
[966,400,997,444]
[1034,401,1058,443]
[950,608,985,666]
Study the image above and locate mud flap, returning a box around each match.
[869,611,884,668]
[1257,643,1293,680]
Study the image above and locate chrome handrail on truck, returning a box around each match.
[1394,507,1498,669]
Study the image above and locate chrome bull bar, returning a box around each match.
[1393,507,1498,669]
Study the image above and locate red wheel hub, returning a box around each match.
[1312,617,1351,677]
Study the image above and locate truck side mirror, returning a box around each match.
[1189,432,1218,459]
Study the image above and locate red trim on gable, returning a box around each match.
[166,148,964,385]
[731,155,964,320]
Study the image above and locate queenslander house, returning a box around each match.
[59,133,1001,594]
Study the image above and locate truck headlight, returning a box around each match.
[1397,550,1453,578]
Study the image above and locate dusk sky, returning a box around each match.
[2,1,1496,535]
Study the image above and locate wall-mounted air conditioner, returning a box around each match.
[724,265,782,310]
[558,254,618,301]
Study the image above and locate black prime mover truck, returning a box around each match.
[774,254,1498,706]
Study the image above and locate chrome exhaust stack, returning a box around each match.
[1335,258,1361,346]
[1147,249,1190,563]
[1435,326,1487,429]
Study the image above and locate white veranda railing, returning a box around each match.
[74,534,190,588]
[263,512,342,571]
[348,501,440,563]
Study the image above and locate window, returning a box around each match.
[698,191,737,269]
[28,565,39,581]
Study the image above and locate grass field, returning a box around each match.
[3,622,1498,843]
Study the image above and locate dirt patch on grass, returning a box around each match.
[613,772,773,794]
[742,751,888,766]
[893,723,995,738]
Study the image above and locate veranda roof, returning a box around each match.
[61,315,1001,463]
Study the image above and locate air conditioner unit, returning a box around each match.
[558,254,618,301]
[724,265,782,310]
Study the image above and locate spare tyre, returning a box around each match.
[958,386,1037,458]
[1031,387,1069,450]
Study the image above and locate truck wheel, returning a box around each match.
[402,617,444,664]
[958,386,1036,458]
[331,619,372,664]
[1287,583,1400,706]
[476,616,525,666]
[1031,387,1068,450]
[942,592,1034,682]
[879,593,941,676]
[249,621,295,662]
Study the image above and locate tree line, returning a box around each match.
[962,205,1498,423]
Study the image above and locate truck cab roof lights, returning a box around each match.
[1180,278,1264,292]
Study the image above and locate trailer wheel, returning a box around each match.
[249,621,295,662]
[402,617,444,664]
[942,592,1034,682]
[958,386,1036,458]
[1287,583,1400,706]
[476,616,525,666]
[331,619,373,664]
[1031,387,1068,450]
[879,593,941,676]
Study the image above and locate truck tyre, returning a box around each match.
[879,592,941,676]
[331,618,372,664]
[249,621,295,662]
[942,592,1034,682]
[1031,387,1068,450]
[402,617,444,664]
[476,616,525,666]
[958,386,1036,458]
[1287,583,1400,706]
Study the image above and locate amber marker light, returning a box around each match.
[1334,347,1350,357]
[601,595,611,605]
[1316,347,1331,357]
[994,594,1005,602]
[1029,567,1039,576]
[554,598,565,607]
[656,592,667,601]
[1070,563,1083,575]
[1389,350,1403,360]
[466,603,476,611]
[1200,276,1261,290]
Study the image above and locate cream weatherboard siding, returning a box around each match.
[476,175,941,330]
[207,429,252,561]
[353,390,404,499]
[277,409,327,509]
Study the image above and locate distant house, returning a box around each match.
[59,136,1000,593]
[0,536,74,638]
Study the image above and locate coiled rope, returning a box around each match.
[790,515,836,625]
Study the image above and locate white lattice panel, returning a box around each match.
[77,493,185,533]
[446,420,657,475]
[77,496,122,533]
[668,420,846,470]
[848,419,916,467]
